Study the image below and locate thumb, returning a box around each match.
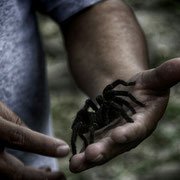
[141,58,180,90]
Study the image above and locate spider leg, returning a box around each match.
[88,112,99,144]
[103,108,110,125]
[95,96,110,125]
[103,79,135,94]
[85,99,98,112]
[109,101,134,122]
[95,105,109,127]
[71,124,79,155]
[107,90,145,107]
[79,134,88,148]
[89,127,94,144]
[113,96,136,114]
[117,106,134,122]
[76,98,97,116]
[89,124,98,144]
[71,100,91,129]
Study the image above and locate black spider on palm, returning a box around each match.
[71,79,145,155]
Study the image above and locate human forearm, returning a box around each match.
[63,0,148,99]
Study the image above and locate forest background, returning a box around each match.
[38,0,180,179]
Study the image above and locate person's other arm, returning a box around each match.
[0,101,69,179]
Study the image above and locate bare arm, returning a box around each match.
[63,0,148,99]
[62,0,180,173]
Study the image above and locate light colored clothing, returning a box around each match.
[0,0,102,170]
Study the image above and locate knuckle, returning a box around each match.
[14,116,23,126]
[8,129,25,147]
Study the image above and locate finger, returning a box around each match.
[70,141,112,173]
[0,152,66,180]
[141,58,180,90]
[70,138,129,173]
[0,101,26,127]
[0,117,69,157]
[70,152,87,173]
[70,137,140,173]
[0,151,24,179]
[70,113,157,173]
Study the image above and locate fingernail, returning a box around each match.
[91,154,104,162]
[57,145,70,156]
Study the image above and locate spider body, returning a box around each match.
[71,79,145,155]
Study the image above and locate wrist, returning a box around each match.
[88,67,146,100]
[64,0,149,99]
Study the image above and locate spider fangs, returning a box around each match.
[71,79,145,155]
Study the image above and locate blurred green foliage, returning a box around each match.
[38,0,180,179]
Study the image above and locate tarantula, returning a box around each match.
[71,79,145,155]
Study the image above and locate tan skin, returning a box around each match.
[1,0,179,178]
[62,0,180,173]
[0,100,69,179]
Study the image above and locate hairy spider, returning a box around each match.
[71,79,145,155]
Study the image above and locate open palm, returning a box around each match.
[70,58,180,173]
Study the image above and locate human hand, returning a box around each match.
[0,101,69,179]
[70,58,180,173]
